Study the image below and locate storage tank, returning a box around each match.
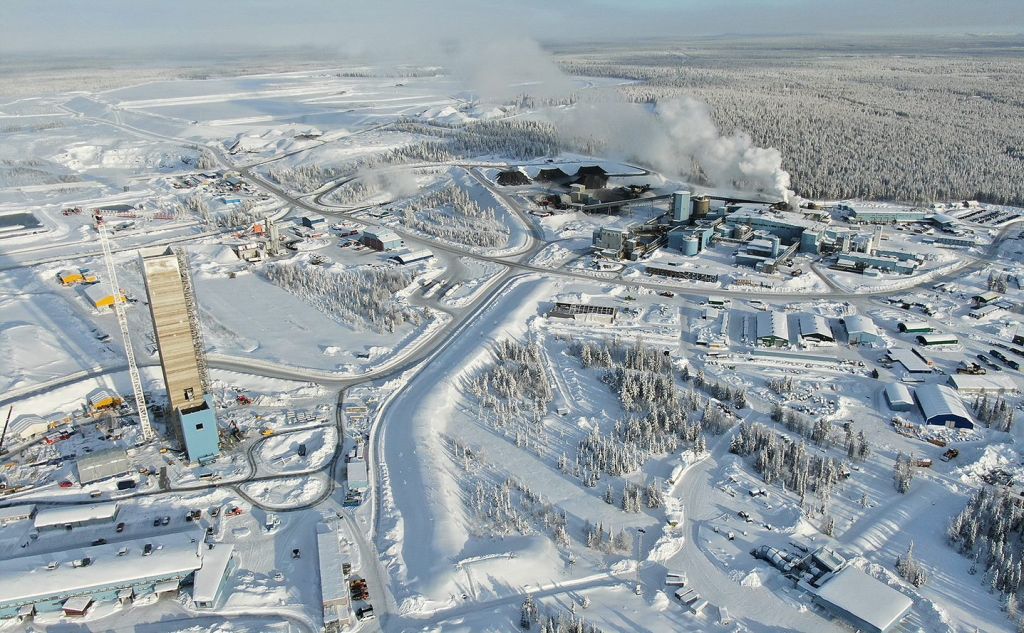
[672,190,691,224]
[682,236,700,256]
[692,195,711,219]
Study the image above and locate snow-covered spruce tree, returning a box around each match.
[262,261,419,333]
[893,452,914,494]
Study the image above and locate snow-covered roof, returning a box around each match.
[77,449,131,484]
[88,389,118,407]
[363,228,400,242]
[947,374,1020,394]
[83,283,121,306]
[9,414,48,439]
[915,384,973,425]
[844,315,879,336]
[0,529,203,606]
[916,333,957,344]
[317,525,346,606]
[62,595,93,611]
[757,311,789,341]
[814,566,913,632]
[884,382,914,407]
[0,505,35,523]
[192,543,235,604]
[392,249,433,264]
[798,314,833,340]
[347,460,369,490]
[34,502,118,528]
[887,348,932,373]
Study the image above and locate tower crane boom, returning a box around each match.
[96,219,155,442]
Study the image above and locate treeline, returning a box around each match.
[949,487,1024,599]
[403,184,509,247]
[262,261,420,333]
[562,55,1024,205]
[267,117,562,193]
[730,421,847,506]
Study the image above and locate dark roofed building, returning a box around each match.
[535,168,572,184]
[496,169,530,186]
[574,165,609,190]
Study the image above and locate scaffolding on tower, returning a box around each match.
[175,248,210,393]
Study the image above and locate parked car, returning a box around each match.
[292,548,301,559]
[59,480,74,489]
[143,543,153,556]
[161,515,170,526]
[116,522,125,533]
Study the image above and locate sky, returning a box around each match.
[2,0,1023,56]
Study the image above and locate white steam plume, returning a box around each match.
[551,95,792,201]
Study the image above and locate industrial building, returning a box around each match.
[300,213,327,229]
[347,459,369,493]
[886,348,933,374]
[141,247,219,463]
[0,505,36,527]
[843,315,882,346]
[724,207,827,254]
[548,302,616,325]
[756,311,790,347]
[390,249,433,265]
[834,252,920,275]
[915,384,974,429]
[916,333,958,346]
[645,264,719,283]
[812,565,914,633]
[667,221,717,256]
[76,449,131,485]
[6,415,50,443]
[947,374,1019,395]
[192,544,237,609]
[317,524,353,630]
[83,283,126,309]
[884,383,915,411]
[0,528,214,620]
[734,232,796,272]
[898,321,933,334]
[838,202,927,225]
[361,228,403,251]
[34,502,119,531]
[798,314,834,343]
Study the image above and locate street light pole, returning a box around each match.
[636,527,646,595]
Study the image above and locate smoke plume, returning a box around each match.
[551,94,792,201]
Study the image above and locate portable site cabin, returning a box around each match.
[83,284,126,309]
[58,269,97,286]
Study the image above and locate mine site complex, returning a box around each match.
[2,5,1024,633]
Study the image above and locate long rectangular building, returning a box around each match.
[141,247,219,464]
[317,524,353,629]
[0,528,205,619]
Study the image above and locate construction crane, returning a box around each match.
[95,216,155,442]
[0,407,11,454]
